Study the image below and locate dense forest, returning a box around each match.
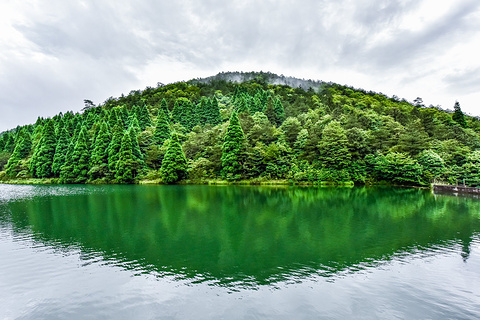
[1,71,479,186]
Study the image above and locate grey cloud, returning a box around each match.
[340,0,480,72]
[443,67,480,95]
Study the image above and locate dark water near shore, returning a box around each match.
[0,184,479,319]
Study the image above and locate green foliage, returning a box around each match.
[30,119,56,178]
[2,72,480,186]
[160,133,188,183]
[452,101,467,128]
[221,112,245,180]
[318,120,351,170]
[88,121,111,181]
[115,130,141,184]
[52,126,70,177]
[153,109,171,146]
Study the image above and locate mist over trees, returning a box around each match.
[1,71,479,186]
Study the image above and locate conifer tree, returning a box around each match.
[129,118,144,163]
[171,97,197,131]
[452,101,467,128]
[160,98,170,117]
[107,123,124,176]
[154,109,171,146]
[160,132,188,183]
[196,98,208,125]
[88,121,111,180]
[71,126,90,183]
[207,97,222,125]
[273,98,286,126]
[137,104,153,130]
[3,133,15,153]
[115,130,138,184]
[221,111,245,180]
[262,96,276,125]
[52,126,70,177]
[5,130,32,177]
[60,126,90,183]
[30,119,57,178]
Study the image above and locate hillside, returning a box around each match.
[1,71,479,186]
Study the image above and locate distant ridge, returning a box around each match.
[192,71,326,91]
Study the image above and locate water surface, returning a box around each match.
[1,185,479,319]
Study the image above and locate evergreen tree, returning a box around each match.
[160,132,188,183]
[154,109,171,146]
[171,97,197,131]
[107,123,124,176]
[60,126,90,183]
[30,119,57,178]
[196,98,208,125]
[452,101,467,128]
[262,96,276,125]
[221,111,245,180]
[88,121,111,180]
[52,126,70,177]
[136,104,153,130]
[3,133,15,153]
[115,130,139,184]
[160,98,170,116]
[273,98,286,126]
[5,130,32,177]
[129,118,144,163]
[206,97,222,126]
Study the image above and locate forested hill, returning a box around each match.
[1,71,480,186]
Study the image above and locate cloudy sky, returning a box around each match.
[1,0,479,132]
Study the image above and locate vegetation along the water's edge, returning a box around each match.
[1,71,480,187]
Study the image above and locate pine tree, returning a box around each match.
[3,133,15,153]
[129,118,144,163]
[206,97,222,126]
[452,101,467,128]
[154,109,171,146]
[221,111,245,180]
[262,96,275,125]
[171,97,197,131]
[273,98,285,126]
[136,104,153,130]
[52,126,70,177]
[160,132,188,183]
[107,123,124,176]
[60,126,90,183]
[115,130,139,184]
[160,98,170,117]
[71,126,90,183]
[88,121,111,180]
[30,119,57,178]
[5,129,32,177]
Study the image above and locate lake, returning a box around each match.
[0,184,479,319]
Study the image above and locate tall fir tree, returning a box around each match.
[136,104,153,130]
[452,101,467,128]
[160,98,170,117]
[30,119,57,178]
[273,98,286,126]
[5,129,32,177]
[154,109,171,146]
[221,111,245,180]
[160,132,188,183]
[52,126,70,177]
[107,123,124,176]
[262,96,276,125]
[88,121,111,180]
[60,126,90,183]
[115,130,139,184]
[207,97,222,125]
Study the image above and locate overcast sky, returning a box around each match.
[1,0,479,132]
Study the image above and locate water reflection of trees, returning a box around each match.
[2,185,480,286]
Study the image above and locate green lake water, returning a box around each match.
[0,184,479,319]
